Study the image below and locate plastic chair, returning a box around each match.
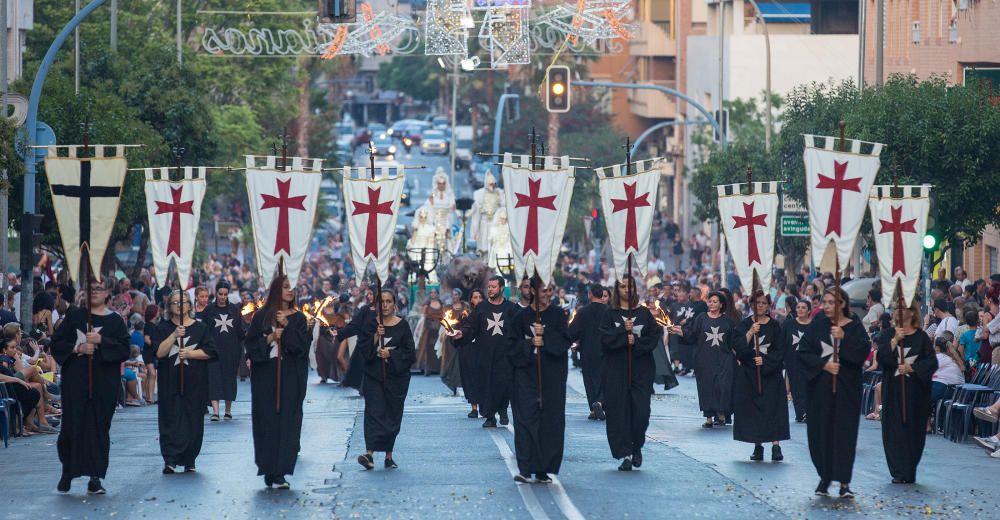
[861,371,882,416]
[0,383,23,439]
[0,400,9,447]
[943,365,998,442]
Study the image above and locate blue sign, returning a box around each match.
[16,121,57,164]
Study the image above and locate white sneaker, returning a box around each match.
[990,447,1000,459]
[974,436,1000,451]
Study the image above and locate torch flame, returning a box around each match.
[241,301,256,316]
[440,308,465,335]
[568,309,577,325]
[651,300,673,328]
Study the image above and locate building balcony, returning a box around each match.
[630,21,676,57]
[628,80,678,120]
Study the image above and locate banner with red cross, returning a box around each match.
[143,167,207,288]
[341,165,406,284]
[245,155,324,287]
[803,134,884,270]
[596,158,661,280]
[501,153,575,285]
[868,185,931,308]
[717,181,780,293]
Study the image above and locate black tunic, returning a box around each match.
[507,304,570,476]
[732,317,790,444]
[568,301,607,408]
[339,305,375,391]
[245,311,311,477]
[876,328,937,482]
[52,308,130,479]
[599,307,663,459]
[156,320,217,466]
[667,300,699,369]
[799,314,869,484]
[680,313,737,417]
[441,304,470,397]
[780,318,811,421]
[360,319,415,452]
[201,303,244,401]
[460,299,517,419]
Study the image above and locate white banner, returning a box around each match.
[501,153,575,285]
[597,158,661,280]
[341,166,406,284]
[717,181,780,293]
[245,155,323,287]
[868,185,931,309]
[803,134,883,270]
[144,168,207,289]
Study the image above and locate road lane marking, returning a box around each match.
[487,428,552,520]
[500,423,586,520]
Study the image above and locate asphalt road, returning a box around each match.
[4,364,997,519]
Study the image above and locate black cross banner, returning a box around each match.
[50,160,122,247]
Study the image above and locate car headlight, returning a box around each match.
[389,146,396,154]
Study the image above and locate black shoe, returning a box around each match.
[891,478,905,484]
[535,473,552,483]
[384,458,398,469]
[713,417,726,426]
[702,420,714,429]
[320,378,328,384]
[839,484,854,499]
[815,480,830,496]
[587,411,598,420]
[184,465,196,473]
[514,473,531,483]
[499,411,509,426]
[467,409,479,418]
[87,478,106,495]
[57,476,72,493]
[264,475,274,487]
[274,476,290,489]
[483,418,497,428]
[771,445,783,462]
[750,445,764,461]
[632,448,643,468]
[618,458,633,471]
[162,464,177,475]
[358,454,375,470]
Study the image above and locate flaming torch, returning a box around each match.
[241,299,265,317]
[650,300,673,331]
[439,308,468,336]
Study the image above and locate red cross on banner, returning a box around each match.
[155,186,195,256]
[260,179,307,255]
[611,181,651,251]
[816,160,862,237]
[514,178,557,255]
[732,201,767,265]
[352,186,393,258]
[878,205,917,276]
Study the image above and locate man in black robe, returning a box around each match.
[507,279,570,483]
[456,276,517,427]
[568,284,608,420]
[203,282,244,421]
[52,280,130,495]
[667,282,699,375]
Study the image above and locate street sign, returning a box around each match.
[780,214,809,237]
[781,192,807,214]
[15,121,57,164]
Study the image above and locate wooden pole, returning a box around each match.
[275,258,284,413]
[83,249,93,399]
[377,275,387,388]
[532,272,543,409]
[626,255,633,388]
[747,167,762,393]
[831,122,847,394]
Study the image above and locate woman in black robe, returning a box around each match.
[157,290,217,474]
[876,299,937,484]
[202,282,244,421]
[357,290,415,470]
[244,274,311,489]
[455,290,486,416]
[599,276,663,471]
[780,298,812,423]
[440,295,470,401]
[799,287,869,499]
[733,290,789,462]
[507,279,571,484]
[670,291,737,427]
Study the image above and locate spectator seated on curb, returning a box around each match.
[123,346,144,406]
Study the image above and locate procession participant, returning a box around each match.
[415,288,445,374]
[569,284,609,420]
[339,286,376,392]
[156,290,216,474]
[876,300,937,484]
[781,297,812,423]
[454,289,485,416]
[244,275,311,489]
[733,291,789,462]
[52,279,130,495]
[439,291,471,407]
[507,278,571,484]
[599,276,662,471]
[799,287,869,498]
[667,282,699,375]
[670,291,737,428]
[202,281,244,421]
[315,304,346,383]
[453,277,517,427]
[357,290,415,471]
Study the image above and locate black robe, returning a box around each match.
[599,307,662,459]
[460,299,517,419]
[340,305,375,391]
[667,300,699,369]
[201,303,244,401]
[157,320,217,466]
[876,328,937,482]
[52,308,130,479]
[732,317,790,444]
[680,313,737,418]
[568,301,607,408]
[360,319,415,452]
[799,314,869,484]
[507,304,570,476]
[780,318,811,421]
[245,311,311,477]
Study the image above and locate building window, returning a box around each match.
[990,246,998,276]
[949,21,958,43]
[912,21,921,44]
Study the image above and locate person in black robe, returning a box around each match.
[440,295,471,408]
[453,290,485,417]
[670,291,737,427]
[52,280,130,495]
[568,284,608,420]
[202,282,244,421]
[455,276,517,427]
[339,287,376,393]
[244,274,311,489]
[876,300,937,484]
[599,276,662,471]
[733,290,789,462]
[780,297,812,423]
[799,287,869,498]
[156,290,217,473]
[507,278,570,484]
[357,290,415,470]
[667,282,699,375]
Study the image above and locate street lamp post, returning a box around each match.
[745,0,773,152]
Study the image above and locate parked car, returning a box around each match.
[371,133,397,156]
[420,129,449,155]
[432,116,449,131]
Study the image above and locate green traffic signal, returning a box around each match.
[922,233,937,251]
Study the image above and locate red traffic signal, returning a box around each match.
[591,208,599,219]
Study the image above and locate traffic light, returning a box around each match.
[922,230,940,252]
[546,66,571,113]
[319,0,356,23]
[19,213,44,269]
[590,208,602,239]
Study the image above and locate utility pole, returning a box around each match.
[176,0,183,65]
[875,0,883,86]
[449,58,458,186]
[717,0,728,288]
[547,111,559,156]
[857,0,866,87]
[75,0,80,94]
[1,0,9,278]
[110,0,118,53]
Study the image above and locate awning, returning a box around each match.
[756,2,811,24]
